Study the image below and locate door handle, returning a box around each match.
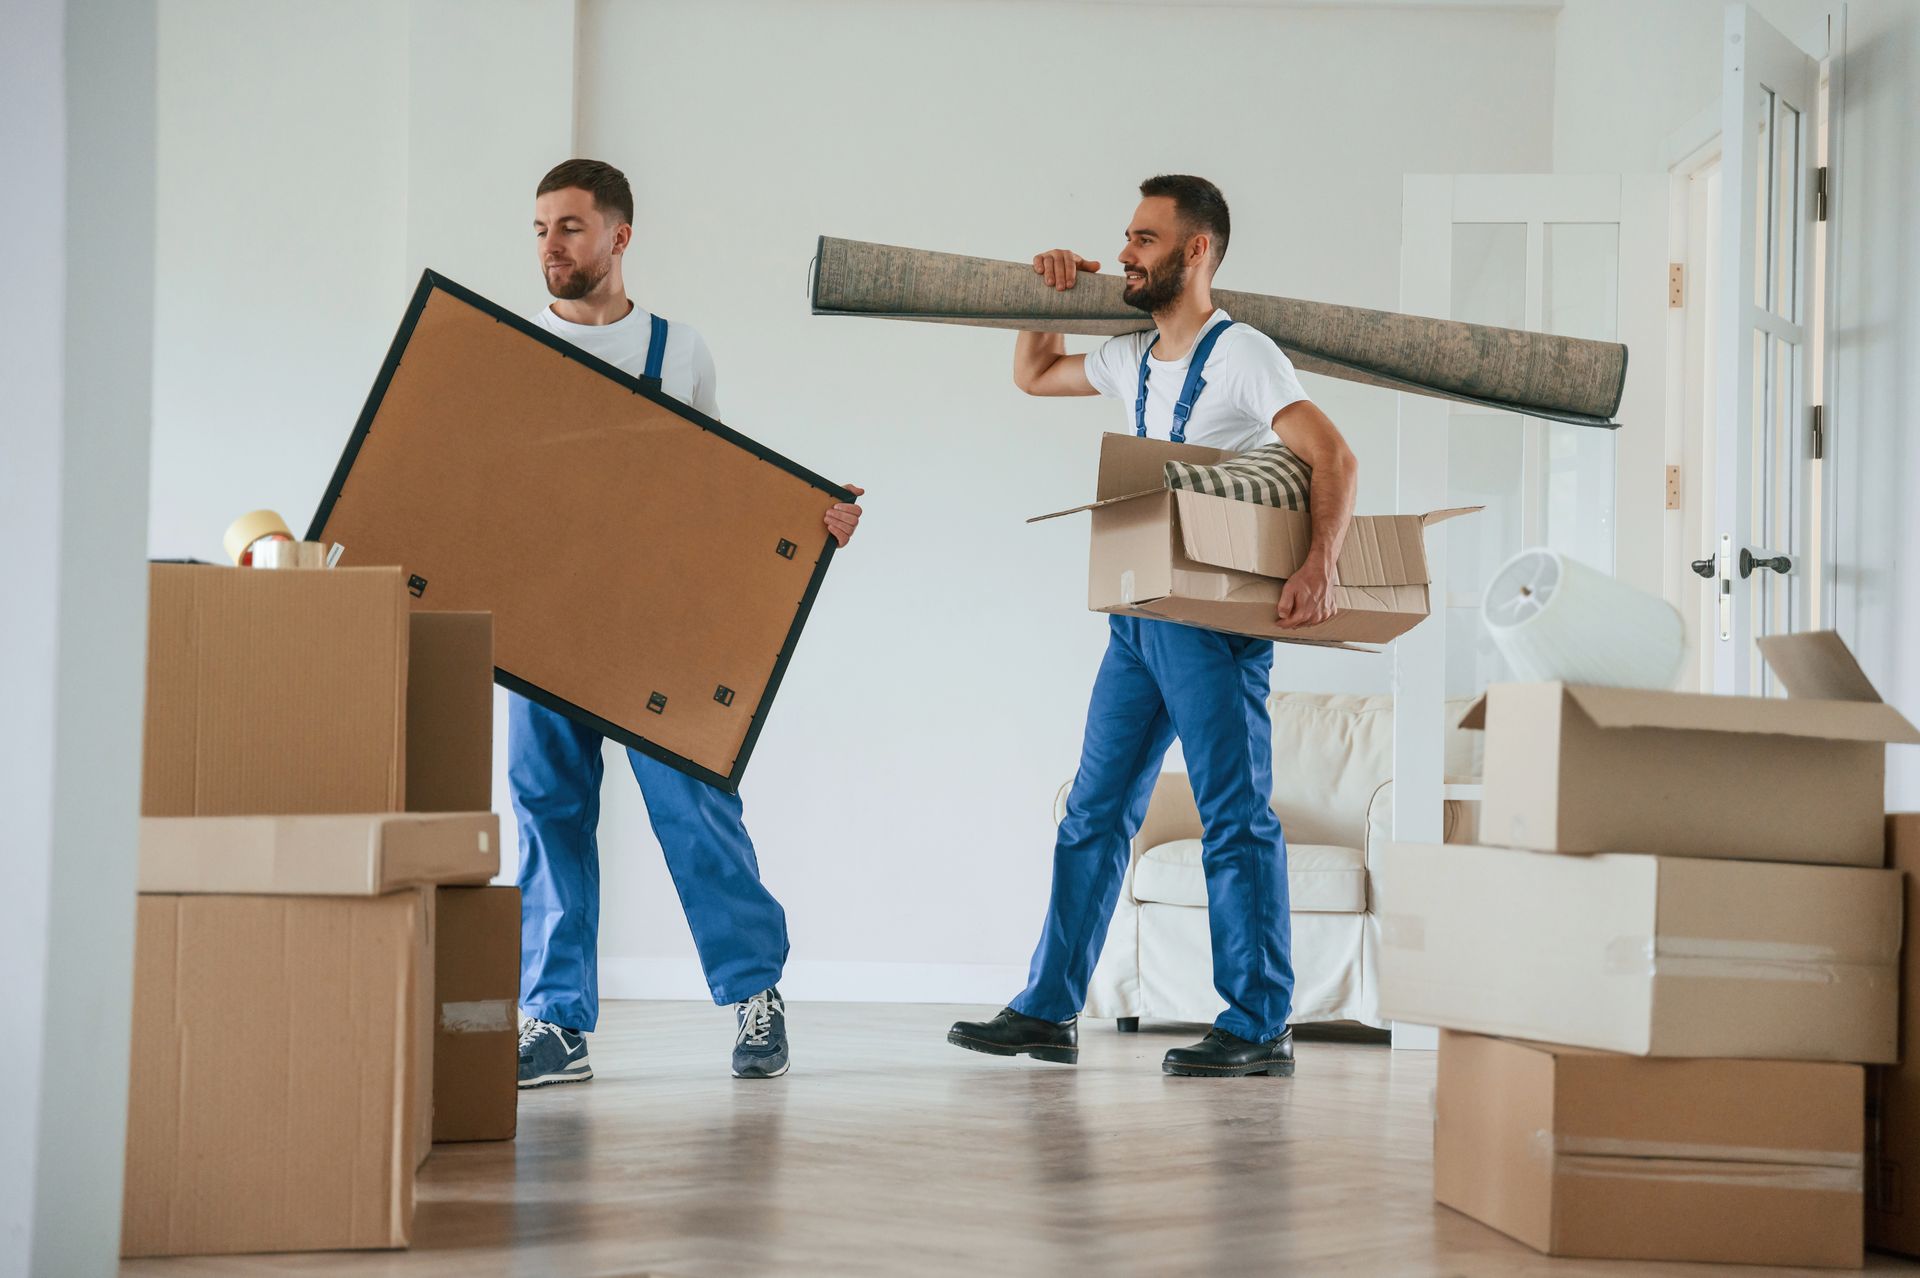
[1690,557,1717,579]
[1739,548,1792,578]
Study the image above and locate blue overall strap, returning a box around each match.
[643,313,669,381]
[1134,317,1236,444]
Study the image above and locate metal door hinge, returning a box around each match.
[1812,404,1825,459]
[1666,465,1682,509]
[1816,166,1829,221]
[1668,263,1685,308]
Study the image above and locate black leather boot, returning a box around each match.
[1162,1027,1294,1077]
[947,1008,1079,1064]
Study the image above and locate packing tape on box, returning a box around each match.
[222,509,293,566]
[250,539,332,570]
[1543,1133,1864,1169]
[1482,547,1684,689]
[1604,935,1859,983]
[440,999,514,1034]
[1547,1154,1862,1193]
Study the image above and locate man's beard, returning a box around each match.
[1121,250,1189,313]
[544,255,610,301]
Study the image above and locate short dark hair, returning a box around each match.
[537,159,634,227]
[1139,174,1230,264]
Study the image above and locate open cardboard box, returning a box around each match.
[1462,630,1920,867]
[1031,433,1475,647]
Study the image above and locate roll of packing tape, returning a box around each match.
[1482,548,1684,689]
[251,539,330,570]
[222,509,293,566]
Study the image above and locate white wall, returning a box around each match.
[1552,0,1829,172]
[2,1,156,1272]
[148,0,1557,1003]
[1551,0,1920,807]
[1828,1,1920,806]
[572,0,1554,998]
[149,0,411,557]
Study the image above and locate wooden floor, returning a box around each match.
[123,1002,1920,1278]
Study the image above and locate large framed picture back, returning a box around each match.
[310,271,851,792]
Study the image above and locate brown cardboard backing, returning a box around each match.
[406,612,494,813]
[433,886,520,1143]
[309,273,850,791]
[122,893,420,1257]
[1437,1031,1864,1268]
[141,564,408,816]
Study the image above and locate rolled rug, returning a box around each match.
[1482,548,1684,689]
[809,236,1627,429]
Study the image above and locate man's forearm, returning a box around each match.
[1014,331,1066,391]
[1303,452,1357,573]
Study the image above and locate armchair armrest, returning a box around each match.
[1364,780,1474,871]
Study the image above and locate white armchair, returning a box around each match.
[1080,692,1481,1031]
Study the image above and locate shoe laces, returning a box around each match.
[519,1017,559,1050]
[734,989,782,1048]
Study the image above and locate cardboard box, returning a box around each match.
[1376,841,1901,1061]
[122,892,423,1257]
[1869,813,1920,1254]
[1462,630,1920,866]
[407,612,494,813]
[1029,433,1476,647]
[137,811,498,894]
[1436,1031,1863,1268]
[433,886,520,1143]
[142,563,410,816]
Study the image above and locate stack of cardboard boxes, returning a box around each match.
[1378,631,1920,1269]
[121,564,521,1259]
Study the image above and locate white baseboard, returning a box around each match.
[599,956,1029,1005]
[1390,1021,1440,1050]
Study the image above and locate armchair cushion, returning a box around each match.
[1133,838,1368,914]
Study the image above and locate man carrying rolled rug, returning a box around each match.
[948,175,1358,1077]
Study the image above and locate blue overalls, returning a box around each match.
[511,314,789,1033]
[1009,317,1295,1042]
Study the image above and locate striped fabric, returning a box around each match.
[1164,443,1313,510]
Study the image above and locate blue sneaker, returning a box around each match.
[517,1018,592,1088]
[732,988,789,1079]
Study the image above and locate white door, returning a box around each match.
[1389,174,1666,1050]
[1713,4,1822,695]
[1395,174,1668,804]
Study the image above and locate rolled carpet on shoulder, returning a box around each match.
[809,236,1627,430]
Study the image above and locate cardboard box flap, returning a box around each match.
[1564,683,1920,744]
[1095,431,1232,500]
[1028,487,1165,524]
[1421,505,1484,527]
[1031,433,1237,522]
[1460,682,1920,745]
[1171,490,1312,578]
[1759,630,1886,704]
[1170,492,1469,587]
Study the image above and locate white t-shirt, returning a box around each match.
[1084,309,1309,452]
[531,302,719,417]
